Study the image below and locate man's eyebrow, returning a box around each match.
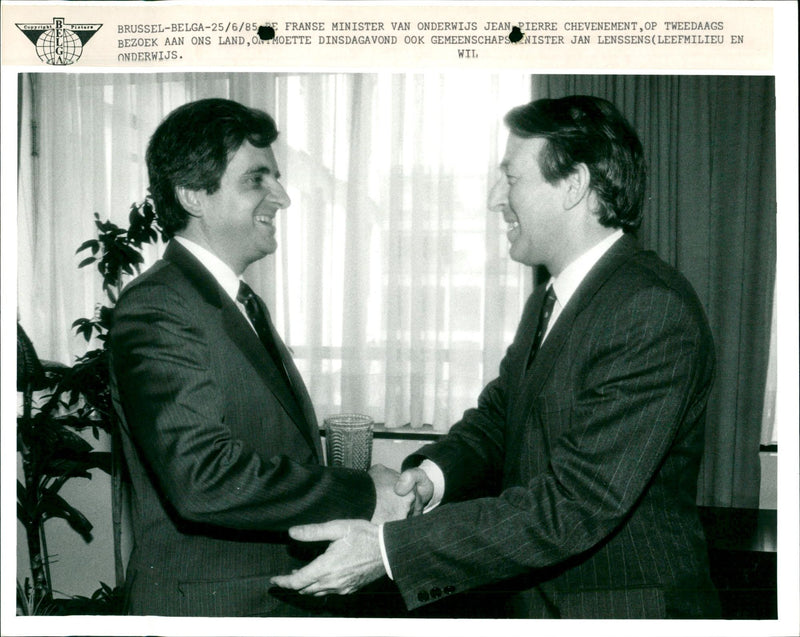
[243,165,281,179]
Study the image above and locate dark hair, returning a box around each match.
[504,95,646,232]
[146,98,279,238]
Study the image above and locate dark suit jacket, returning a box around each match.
[109,241,375,616]
[383,235,720,619]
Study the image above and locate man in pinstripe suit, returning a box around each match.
[109,99,411,616]
[272,96,721,619]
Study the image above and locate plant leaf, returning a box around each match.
[38,492,94,541]
[75,239,99,255]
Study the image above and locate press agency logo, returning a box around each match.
[16,17,102,65]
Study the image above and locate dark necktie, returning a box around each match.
[529,284,557,366]
[237,281,291,384]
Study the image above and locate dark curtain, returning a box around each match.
[531,75,776,508]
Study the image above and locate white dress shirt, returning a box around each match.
[379,229,624,579]
[545,229,624,342]
[173,236,254,329]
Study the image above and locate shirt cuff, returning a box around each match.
[378,523,394,580]
[419,459,445,512]
[379,459,445,581]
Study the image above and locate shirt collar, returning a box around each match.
[550,229,624,308]
[174,236,242,303]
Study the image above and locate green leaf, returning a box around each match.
[50,452,112,477]
[46,460,93,482]
[120,243,143,261]
[38,492,94,541]
[97,305,114,328]
[75,239,99,255]
[17,481,33,526]
[71,319,96,342]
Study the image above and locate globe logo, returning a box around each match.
[36,27,83,65]
[17,17,102,66]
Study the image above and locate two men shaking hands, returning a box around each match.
[111,95,719,618]
[273,464,435,597]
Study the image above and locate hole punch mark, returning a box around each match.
[258,25,276,41]
[509,26,524,43]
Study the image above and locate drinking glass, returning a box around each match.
[324,413,374,471]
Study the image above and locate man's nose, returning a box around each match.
[487,176,508,213]
[269,180,291,209]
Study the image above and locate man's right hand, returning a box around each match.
[394,467,434,516]
[368,464,414,525]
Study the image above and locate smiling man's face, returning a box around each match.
[192,141,290,274]
[488,134,569,270]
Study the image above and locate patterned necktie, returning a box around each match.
[529,284,557,365]
[237,281,291,384]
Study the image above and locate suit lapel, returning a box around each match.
[269,325,324,460]
[511,235,641,422]
[163,242,319,456]
[251,295,322,459]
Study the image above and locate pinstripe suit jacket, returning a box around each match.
[384,235,720,618]
[109,241,375,616]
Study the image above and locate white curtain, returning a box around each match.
[18,72,532,431]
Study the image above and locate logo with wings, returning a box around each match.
[16,17,102,65]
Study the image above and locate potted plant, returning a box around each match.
[16,198,162,615]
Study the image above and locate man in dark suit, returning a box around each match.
[109,98,411,616]
[271,95,721,619]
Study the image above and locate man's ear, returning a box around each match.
[175,185,205,217]
[563,163,592,210]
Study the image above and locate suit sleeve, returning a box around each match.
[384,284,714,609]
[110,280,375,531]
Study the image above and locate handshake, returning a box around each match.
[368,463,435,525]
[270,464,434,596]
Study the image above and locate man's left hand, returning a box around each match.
[271,520,386,595]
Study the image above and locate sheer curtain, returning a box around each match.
[17,72,532,432]
[271,74,532,428]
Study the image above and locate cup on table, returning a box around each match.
[324,413,374,471]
